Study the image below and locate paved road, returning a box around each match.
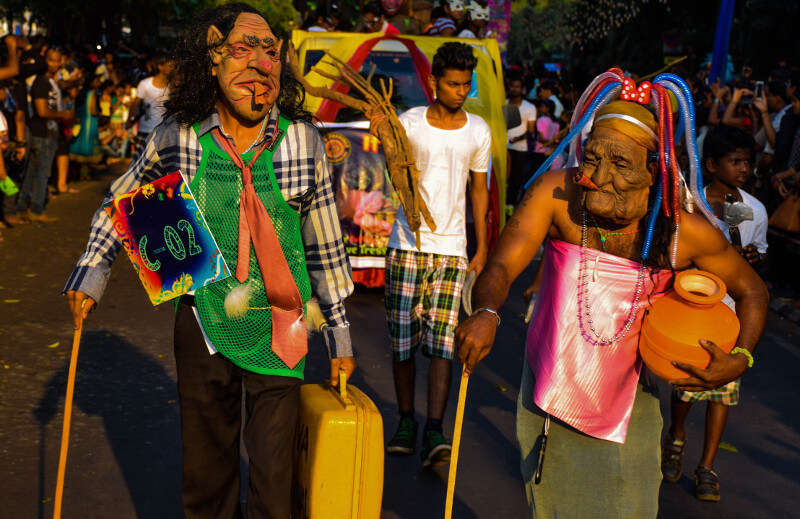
[1,168,799,518]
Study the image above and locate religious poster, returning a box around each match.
[104,171,231,305]
[321,126,400,269]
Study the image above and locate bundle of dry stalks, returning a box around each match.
[287,43,435,246]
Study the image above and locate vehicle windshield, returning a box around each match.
[305,50,429,122]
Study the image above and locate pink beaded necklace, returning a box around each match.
[577,210,646,345]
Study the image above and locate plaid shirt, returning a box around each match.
[64,107,355,357]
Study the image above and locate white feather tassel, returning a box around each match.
[224,282,252,318]
[305,298,326,333]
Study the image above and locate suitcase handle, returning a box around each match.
[331,368,353,407]
[338,369,347,400]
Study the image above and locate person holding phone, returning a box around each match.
[754,81,791,155]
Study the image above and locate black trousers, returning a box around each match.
[174,301,300,519]
[507,149,531,205]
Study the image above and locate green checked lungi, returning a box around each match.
[385,247,467,362]
[674,379,741,406]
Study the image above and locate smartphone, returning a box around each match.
[755,81,764,99]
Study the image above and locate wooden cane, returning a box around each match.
[444,366,470,519]
[53,307,84,519]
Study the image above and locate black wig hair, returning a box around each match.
[431,42,477,78]
[165,2,311,127]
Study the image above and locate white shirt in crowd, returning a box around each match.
[135,76,169,134]
[389,106,491,258]
[756,104,790,155]
[506,98,537,153]
[549,94,564,119]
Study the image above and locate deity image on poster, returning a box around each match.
[104,171,231,305]
[322,128,400,268]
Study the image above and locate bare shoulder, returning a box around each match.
[679,209,729,259]
[506,169,575,235]
[518,168,575,206]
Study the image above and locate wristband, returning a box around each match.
[731,347,754,368]
[473,307,501,327]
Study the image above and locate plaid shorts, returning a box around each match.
[674,378,741,406]
[385,247,468,362]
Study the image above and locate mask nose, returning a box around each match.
[591,159,613,188]
[251,48,277,75]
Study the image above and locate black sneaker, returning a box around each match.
[387,416,418,455]
[661,433,686,483]
[421,429,452,468]
[694,466,721,502]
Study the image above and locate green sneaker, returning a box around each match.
[421,429,452,468]
[387,416,418,455]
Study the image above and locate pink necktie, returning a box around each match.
[214,127,308,369]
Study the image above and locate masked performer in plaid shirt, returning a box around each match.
[376,42,490,467]
[64,4,355,518]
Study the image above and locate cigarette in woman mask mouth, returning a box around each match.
[573,171,600,191]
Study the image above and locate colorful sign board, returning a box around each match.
[321,126,400,269]
[104,171,231,305]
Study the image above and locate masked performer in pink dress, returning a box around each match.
[456,70,768,518]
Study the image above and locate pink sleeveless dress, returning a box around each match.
[526,239,672,443]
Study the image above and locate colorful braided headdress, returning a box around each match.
[522,68,717,267]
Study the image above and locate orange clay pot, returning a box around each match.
[639,270,740,381]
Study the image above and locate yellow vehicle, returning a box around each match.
[292,30,507,286]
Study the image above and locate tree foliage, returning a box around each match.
[507,0,798,82]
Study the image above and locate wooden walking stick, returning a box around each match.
[444,366,470,519]
[53,302,85,519]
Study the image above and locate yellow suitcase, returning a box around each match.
[293,372,384,518]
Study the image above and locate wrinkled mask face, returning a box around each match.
[208,13,282,122]
[580,127,654,224]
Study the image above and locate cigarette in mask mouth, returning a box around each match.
[249,85,265,111]
[573,171,600,191]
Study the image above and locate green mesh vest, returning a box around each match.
[191,116,312,378]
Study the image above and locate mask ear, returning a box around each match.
[207,25,225,66]
[428,74,437,100]
[647,152,658,184]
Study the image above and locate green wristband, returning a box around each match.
[731,347,754,368]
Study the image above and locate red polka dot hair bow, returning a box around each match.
[620,78,652,105]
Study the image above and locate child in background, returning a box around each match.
[98,81,116,119]
[110,83,132,128]
[662,125,767,503]
[530,98,558,176]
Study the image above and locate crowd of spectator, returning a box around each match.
[0,34,172,240]
[304,0,492,39]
